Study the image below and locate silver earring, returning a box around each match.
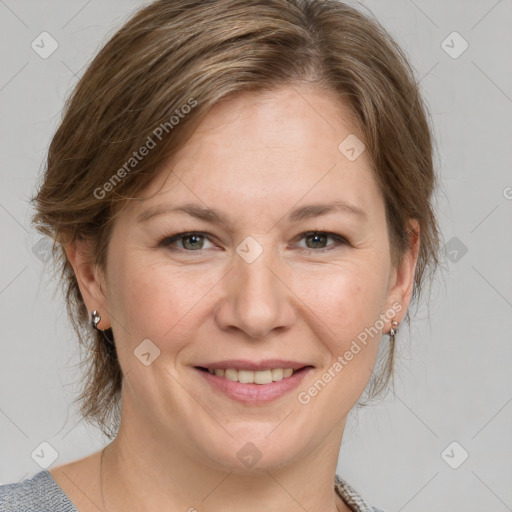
[389,320,399,338]
[91,310,101,331]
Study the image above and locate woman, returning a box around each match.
[0,0,441,510]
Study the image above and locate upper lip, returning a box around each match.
[195,359,311,371]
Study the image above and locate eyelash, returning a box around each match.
[158,231,349,254]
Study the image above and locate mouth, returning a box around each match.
[194,362,313,404]
[195,366,305,384]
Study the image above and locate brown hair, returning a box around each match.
[31,0,443,439]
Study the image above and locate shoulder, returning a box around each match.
[0,470,77,512]
[334,473,387,512]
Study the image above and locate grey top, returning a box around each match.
[0,470,386,511]
[0,471,77,512]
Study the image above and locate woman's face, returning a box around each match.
[83,85,418,470]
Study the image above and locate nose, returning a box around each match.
[214,244,297,339]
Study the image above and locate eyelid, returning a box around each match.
[292,231,348,252]
[159,231,217,252]
[159,230,348,253]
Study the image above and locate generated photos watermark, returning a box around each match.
[297,301,403,405]
[93,98,198,200]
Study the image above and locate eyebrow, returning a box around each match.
[137,200,367,226]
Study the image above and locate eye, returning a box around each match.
[159,232,216,251]
[294,231,348,252]
[158,230,348,254]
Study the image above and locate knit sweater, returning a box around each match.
[0,470,386,511]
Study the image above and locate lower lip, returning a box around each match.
[195,367,312,404]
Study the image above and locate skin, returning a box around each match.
[51,84,419,512]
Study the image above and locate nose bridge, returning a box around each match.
[237,243,279,301]
[217,236,295,339]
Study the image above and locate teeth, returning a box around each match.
[207,368,297,384]
[225,369,238,381]
[254,370,272,384]
[271,368,284,381]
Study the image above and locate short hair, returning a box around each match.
[31,0,442,439]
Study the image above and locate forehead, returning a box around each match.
[127,85,384,225]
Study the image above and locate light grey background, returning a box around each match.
[1,1,511,511]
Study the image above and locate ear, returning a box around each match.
[383,218,420,328]
[63,236,111,330]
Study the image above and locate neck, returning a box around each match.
[99,409,349,512]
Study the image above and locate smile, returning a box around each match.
[195,363,312,404]
[201,367,296,384]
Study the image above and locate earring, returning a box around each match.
[91,310,102,331]
[89,309,116,352]
[389,320,399,339]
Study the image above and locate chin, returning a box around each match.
[190,423,310,473]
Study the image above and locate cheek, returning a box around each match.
[107,251,220,348]
[294,266,390,416]
[297,259,390,350]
